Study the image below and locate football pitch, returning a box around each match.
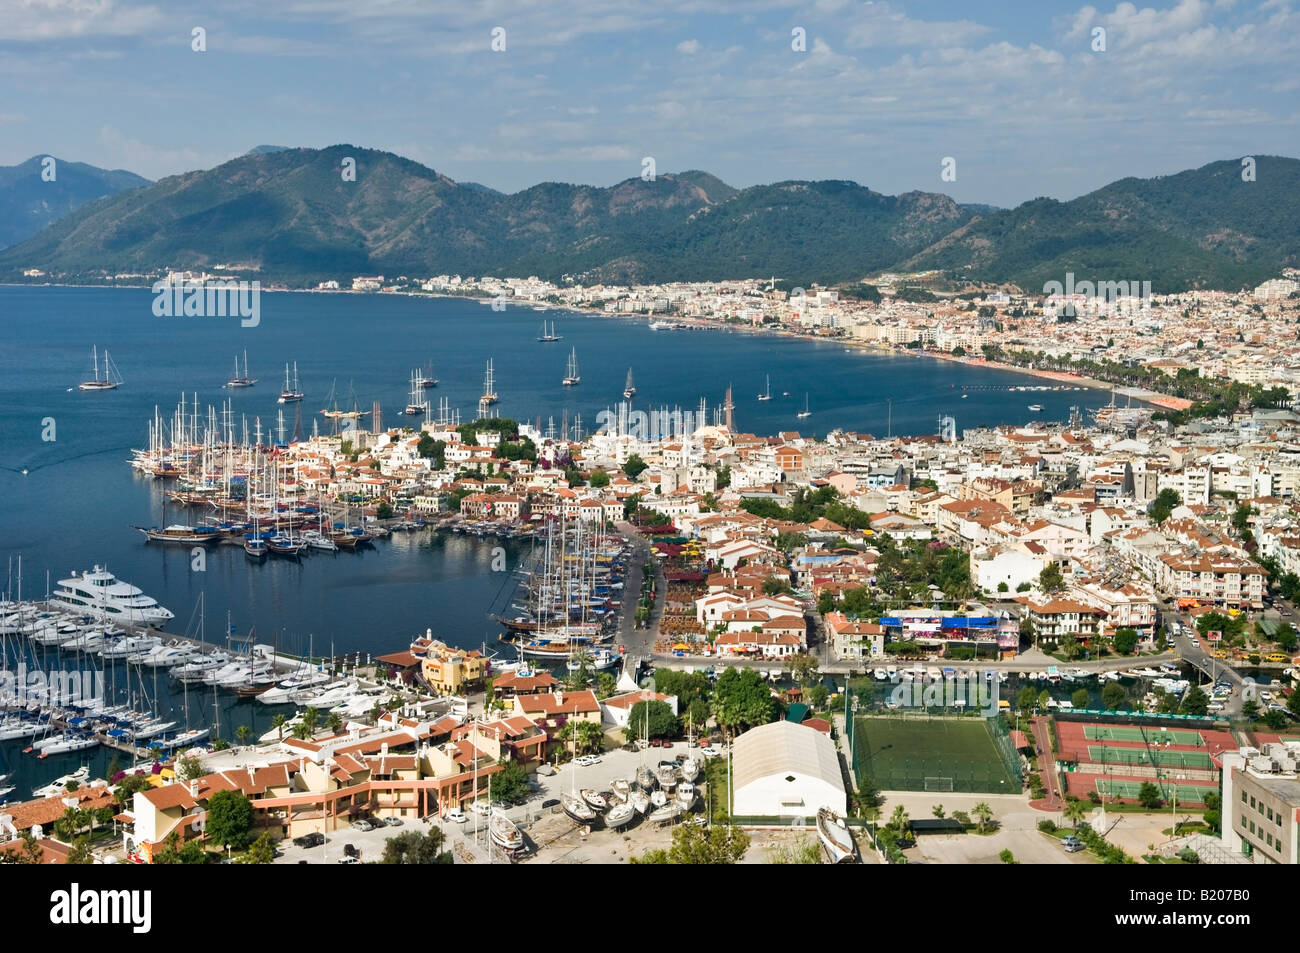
[852,715,1020,794]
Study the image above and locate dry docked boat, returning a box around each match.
[604,800,637,829]
[489,810,525,852]
[817,807,855,864]
[580,788,609,812]
[562,793,597,825]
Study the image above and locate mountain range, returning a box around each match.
[0,156,150,251]
[1,146,1296,293]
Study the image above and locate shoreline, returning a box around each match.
[3,280,1191,412]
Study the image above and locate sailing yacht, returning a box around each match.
[562,348,581,386]
[416,361,438,388]
[278,362,304,403]
[404,369,428,415]
[480,359,499,405]
[537,320,561,342]
[226,350,256,388]
[757,375,772,401]
[78,345,122,390]
[796,393,812,418]
[623,368,636,399]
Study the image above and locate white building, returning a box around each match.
[731,720,846,819]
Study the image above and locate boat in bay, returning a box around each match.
[225,350,256,388]
[78,345,122,391]
[278,361,305,402]
[562,347,581,386]
[623,367,636,398]
[537,320,561,342]
[137,524,222,544]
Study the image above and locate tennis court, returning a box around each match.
[851,715,1021,794]
[1085,725,1203,745]
[1087,746,1215,769]
[1095,779,1215,803]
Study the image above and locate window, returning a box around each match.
[1268,807,1274,822]
[1251,796,1257,808]
[1242,790,1248,803]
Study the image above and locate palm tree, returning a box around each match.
[301,706,320,737]
[889,804,910,839]
[235,725,252,748]
[271,713,287,743]
[1064,799,1086,830]
[972,801,994,834]
[326,712,343,735]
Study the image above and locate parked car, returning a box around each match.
[384,816,404,827]
[337,855,360,864]
[445,808,468,823]
[541,798,560,810]
[1062,835,1084,853]
[352,819,376,832]
[471,800,492,816]
[343,843,358,858]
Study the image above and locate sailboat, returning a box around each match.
[816,807,856,863]
[623,368,636,399]
[796,393,812,418]
[278,362,304,403]
[757,374,772,401]
[416,361,438,388]
[404,369,428,415]
[226,350,256,388]
[537,320,561,342]
[480,359,499,405]
[562,348,581,386]
[78,345,122,390]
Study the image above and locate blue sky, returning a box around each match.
[1,0,1296,206]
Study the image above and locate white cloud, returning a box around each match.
[0,0,166,41]
[676,38,700,54]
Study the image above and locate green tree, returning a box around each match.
[326,712,343,735]
[624,700,678,742]
[489,758,530,804]
[0,831,44,864]
[176,754,206,783]
[235,724,252,748]
[1181,685,1209,716]
[710,668,778,737]
[1275,622,1298,653]
[999,848,1017,864]
[623,454,648,479]
[271,713,288,743]
[114,771,154,807]
[376,500,394,519]
[1016,685,1038,712]
[1137,781,1163,809]
[1149,488,1181,525]
[382,829,452,864]
[932,804,945,819]
[890,804,911,839]
[206,790,254,851]
[65,837,95,865]
[1064,799,1086,830]
[243,832,276,864]
[972,802,994,834]
[783,652,820,687]
[1039,563,1065,593]
[632,822,750,864]
[1071,688,1089,709]
[1111,627,1139,655]
[1101,680,1127,711]
[1262,709,1288,730]
[589,469,610,488]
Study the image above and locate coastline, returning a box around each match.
[2,280,1192,411]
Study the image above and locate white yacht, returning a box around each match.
[49,566,174,626]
